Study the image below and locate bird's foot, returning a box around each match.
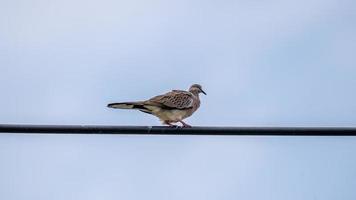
[179,120,192,128]
[168,125,180,128]
[164,121,180,128]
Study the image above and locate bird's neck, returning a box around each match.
[190,91,201,111]
[190,91,200,98]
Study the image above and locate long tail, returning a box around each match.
[107,101,145,109]
[107,101,153,114]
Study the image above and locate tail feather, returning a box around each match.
[107,102,145,109]
[108,101,154,115]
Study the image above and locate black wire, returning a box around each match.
[0,124,355,136]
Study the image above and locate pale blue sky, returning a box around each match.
[1,134,356,200]
[1,0,356,199]
[1,0,355,126]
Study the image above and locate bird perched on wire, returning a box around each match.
[107,84,206,127]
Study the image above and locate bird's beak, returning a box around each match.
[201,90,207,95]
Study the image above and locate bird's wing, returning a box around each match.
[145,90,194,110]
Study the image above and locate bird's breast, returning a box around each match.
[152,108,193,122]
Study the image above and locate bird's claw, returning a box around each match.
[168,125,180,129]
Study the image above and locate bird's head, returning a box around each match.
[189,84,207,95]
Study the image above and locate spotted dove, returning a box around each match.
[107,84,206,127]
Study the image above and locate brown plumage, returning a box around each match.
[107,84,206,127]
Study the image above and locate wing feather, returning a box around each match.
[146,90,194,110]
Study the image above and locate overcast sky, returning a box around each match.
[1,0,356,199]
[1,0,355,126]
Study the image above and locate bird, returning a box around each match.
[107,84,206,127]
